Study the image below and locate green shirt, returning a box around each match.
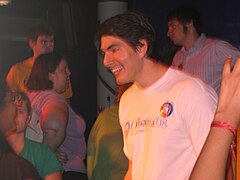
[87,105,128,180]
[20,138,63,178]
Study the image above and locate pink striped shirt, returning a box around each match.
[172,34,240,94]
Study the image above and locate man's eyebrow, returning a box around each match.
[101,43,117,53]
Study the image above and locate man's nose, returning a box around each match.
[103,52,111,67]
[167,28,172,37]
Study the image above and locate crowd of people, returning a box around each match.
[0,4,240,180]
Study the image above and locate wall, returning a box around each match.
[132,0,240,60]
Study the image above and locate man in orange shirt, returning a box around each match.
[6,23,72,99]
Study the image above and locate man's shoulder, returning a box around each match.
[12,57,33,69]
[205,37,232,47]
[21,57,33,66]
[167,68,214,92]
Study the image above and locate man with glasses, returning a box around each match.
[6,23,73,99]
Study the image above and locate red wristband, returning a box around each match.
[211,121,237,160]
[211,121,237,137]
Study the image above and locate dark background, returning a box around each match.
[0,0,239,138]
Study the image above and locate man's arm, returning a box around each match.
[190,57,240,180]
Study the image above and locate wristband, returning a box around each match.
[211,121,237,137]
[211,121,237,159]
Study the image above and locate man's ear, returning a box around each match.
[137,39,148,58]
[186,20,193,28]
[28,39,36,49]
[48,72,54,82]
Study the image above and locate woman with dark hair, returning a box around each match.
[25,53,87,179]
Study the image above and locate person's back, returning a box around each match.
[87,83,131,180]
[88,105,128,180]
[0,133,41,180]
[167,6,240,94]
[0,150,41,180]
[7,58,34,93]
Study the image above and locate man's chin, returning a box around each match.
[116,78,130,85]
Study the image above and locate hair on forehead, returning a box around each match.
[28,23,54,41]
[26,52,66,90]
[94,11,158,59]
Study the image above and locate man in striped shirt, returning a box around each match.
[167,6,240,94]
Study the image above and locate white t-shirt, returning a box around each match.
[119,68,217,180]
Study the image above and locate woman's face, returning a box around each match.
[50,58,71,94]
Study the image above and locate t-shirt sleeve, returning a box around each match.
[179,80,217,156]
[214,40,240,66]
[41,144,64,177]
[6,65,19,90]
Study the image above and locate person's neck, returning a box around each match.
[6,133,25,155]
[183,32,200,51]
[135,58,168,89]
[32,54,39,62]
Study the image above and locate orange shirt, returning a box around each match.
[6,57,73,98]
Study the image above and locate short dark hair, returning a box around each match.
[94,11,157,59]
[167,6,202,35]
[26,53,65,90]
[28,23,54,42]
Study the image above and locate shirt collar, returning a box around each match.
[181,33,207,54]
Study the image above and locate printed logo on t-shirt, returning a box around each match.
[160,101,173,118]
[123,101,174,135]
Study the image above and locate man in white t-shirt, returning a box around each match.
[94,11,217,180]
